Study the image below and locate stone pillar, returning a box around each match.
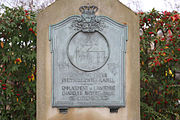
[37,0,140,120]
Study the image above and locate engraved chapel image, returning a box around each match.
[49,5,128,113]
[68,32,110,72]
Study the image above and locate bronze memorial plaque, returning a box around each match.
[49,5,128,113]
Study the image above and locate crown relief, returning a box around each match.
[79,5,98,15]
[71,5,105,32]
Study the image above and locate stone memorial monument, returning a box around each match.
[37,0,140,120]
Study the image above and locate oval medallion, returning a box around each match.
[67,32,110,72]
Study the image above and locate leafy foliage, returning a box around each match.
[139,9,180,120]
[0,5,36,120]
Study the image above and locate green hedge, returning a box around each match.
[0,5,36,120]
[139,9,180,120]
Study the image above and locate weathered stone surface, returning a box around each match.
[37,0,140,120]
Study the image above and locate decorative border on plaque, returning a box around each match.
[49,4,128,114]
[71,5,105,32]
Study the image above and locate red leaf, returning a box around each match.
[155,40,158,43]
[157,101,161,104]
[175,59,178,61]
[149,32,154,34]
[21,19,24,22]
[29,28,33,32]
[2,87,6,90]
